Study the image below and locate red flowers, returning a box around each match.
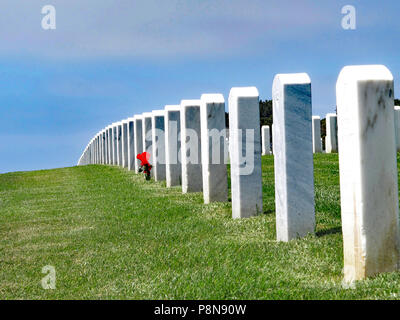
[137,152,152,180]
[137,152,151,166]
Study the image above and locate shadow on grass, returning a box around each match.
[263,209,275,215]
[316,226,342,237]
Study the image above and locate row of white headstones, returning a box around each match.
[78,65,400,283]
[262,112,340,156]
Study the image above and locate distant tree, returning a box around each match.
[321,118,326,150]
[259,100,273,143]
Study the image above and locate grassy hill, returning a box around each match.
[1,154,400,299]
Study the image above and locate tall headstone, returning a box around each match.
[336,65,400,282]
[261,125,271,155]
[101,129,107,164]
[229,87,263,218]
[312,116,322,153]
[152,110,166,181]
[272,73,315,242]
[117,122,123,166]
[134,116,143,173]
[181,100,203,193]
[394,106,400,152]
[200,94,228,203]
[325,113,338,153]
[112,123,118,165]
[127,118,135,171]
[165,105,182,187]
[107,126,113,165]
[142,112,153,156]
[122,120,129,168]
[105,128,109,164]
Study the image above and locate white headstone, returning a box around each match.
[134,116,143,173]
[112,123,118,165]
[102,130,107,164]
[152,110,166,181]
[272,73,315,242]
[165,105,182,187]
[336,65,400,282]
[312,116,322,153]
[117,122,123,166]
[261,125,271,155]
[229,87,263,219]
[105,128,109,164]
[142,112,153,156]
[180,100,203,193]
[127,118,135,171]
[107,126,113,165]
[122,120,129,168]
[200,94,228,203]
[325,113,338,153]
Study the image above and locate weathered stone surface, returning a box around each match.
[337,65,400,282]
[325,113,338,153]
[152,110,166,181]
[200,94,228,203]
[261,125,271,155]
[165,105,182,187]
[272,73,315,242]
[134,116,143,173]
[127,118,135,171]
[181,100,203,193]
[312,116,322,153]
[229,87,263,219]
[272,123,275,155]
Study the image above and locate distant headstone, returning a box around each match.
[272,73,315,242]
[229,87,263,218]
[325,113,338,153]
[337,65,400,282]
[261,125,271,155]
[312,116,322,153]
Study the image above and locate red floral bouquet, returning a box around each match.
[137,152,152,180]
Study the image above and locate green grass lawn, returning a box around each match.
[1,154,400,299]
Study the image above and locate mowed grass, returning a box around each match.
[1,154,400,299]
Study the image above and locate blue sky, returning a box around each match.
[1,0,400,173]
